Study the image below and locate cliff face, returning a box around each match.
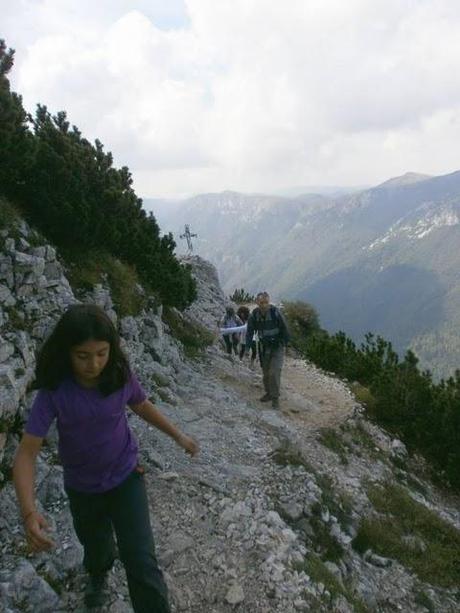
[0,220,459,613]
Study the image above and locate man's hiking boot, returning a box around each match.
[259,394,272,402]
[271,399,280,410]
[84,573,109,609]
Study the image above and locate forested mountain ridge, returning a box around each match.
[149,171,460,378]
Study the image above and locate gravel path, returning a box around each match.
[217,351,356,430]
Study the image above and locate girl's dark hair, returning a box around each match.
[237,305,250,322]
[34,303,130,395]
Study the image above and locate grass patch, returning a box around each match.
[305,554,343,594]
[65,249,147,317]
[0,197,21,230]
[352,482,460,588]
[307,474,352,563]
[347,421,378,452]
[4,306,27,331]
[394,469,429,498]
[270,443,354,561]
[340,420,385,462]
[318,427,349,464]
[301,555,369,612]
[309,507,345,562]
[162,307,214,357]
[316,473,354,532]
[349,382,376,411]
[36,568,63,596]
[269,441,315,473]
[413,589,436,613]
[27,230,46,247]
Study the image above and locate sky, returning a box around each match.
[3,0,460,200]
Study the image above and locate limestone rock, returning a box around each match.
[225,581,245,605]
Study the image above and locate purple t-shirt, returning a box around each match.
[25,373,147,493]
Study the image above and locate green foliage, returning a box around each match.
[305,331,399,385]
[0,197,20,229]
[413,590,436,613]
[269,440,315,473]
[310,504,345,562]
[65,250,146,317]
[229,288,255,303]
[281,300,320,349]
[353,482,460,588]
[163,307,214,357]
[314,472,354,534]
[300,326,460,490]
[299,555,369,612]
[0,39,196,310]
[318,427,349,464]
[4,306,26,331]
[0,41,36,203]
[349,382,376,411]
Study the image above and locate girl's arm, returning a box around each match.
[13,434,54,551]
[130,399,199,456]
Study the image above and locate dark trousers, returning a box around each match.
[260,344,284,400]
[66,470,170,613]
[239,340,257,361]
[223,333,239,354]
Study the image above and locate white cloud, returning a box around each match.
[4,0,460,198]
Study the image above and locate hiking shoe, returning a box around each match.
[84,573,109,609]
[271,399,280,410]
[259,394,272,402]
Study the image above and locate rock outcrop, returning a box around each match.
[0,220,459,612]
[181,255,228,330]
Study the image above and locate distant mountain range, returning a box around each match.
[145,171,460,378]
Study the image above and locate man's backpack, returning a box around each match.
[253,305,280,328]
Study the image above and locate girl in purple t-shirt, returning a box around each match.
[13,304,199,612]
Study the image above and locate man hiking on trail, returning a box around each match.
[245,292,290,410]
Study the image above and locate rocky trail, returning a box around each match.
[135,347,363,613]
[218,352,356,430]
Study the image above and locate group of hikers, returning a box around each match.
[220,291,290,411]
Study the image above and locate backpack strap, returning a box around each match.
[253,305,280,328]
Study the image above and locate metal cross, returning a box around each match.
[179,224,198,253]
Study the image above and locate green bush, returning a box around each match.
[281,300,320,349]
[353,482,460,588]
[66,250,147,317]
[163,307,214,357]
[302,555,369,612]
[0,41,36,204]
[300,326,460,491]
[0,197,20,229]
[318,427,349,465]
[229,288,255,303]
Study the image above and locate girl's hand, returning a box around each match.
[24,511,54,552]
[175,433,199,457]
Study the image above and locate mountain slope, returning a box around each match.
[146,171,460,377]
